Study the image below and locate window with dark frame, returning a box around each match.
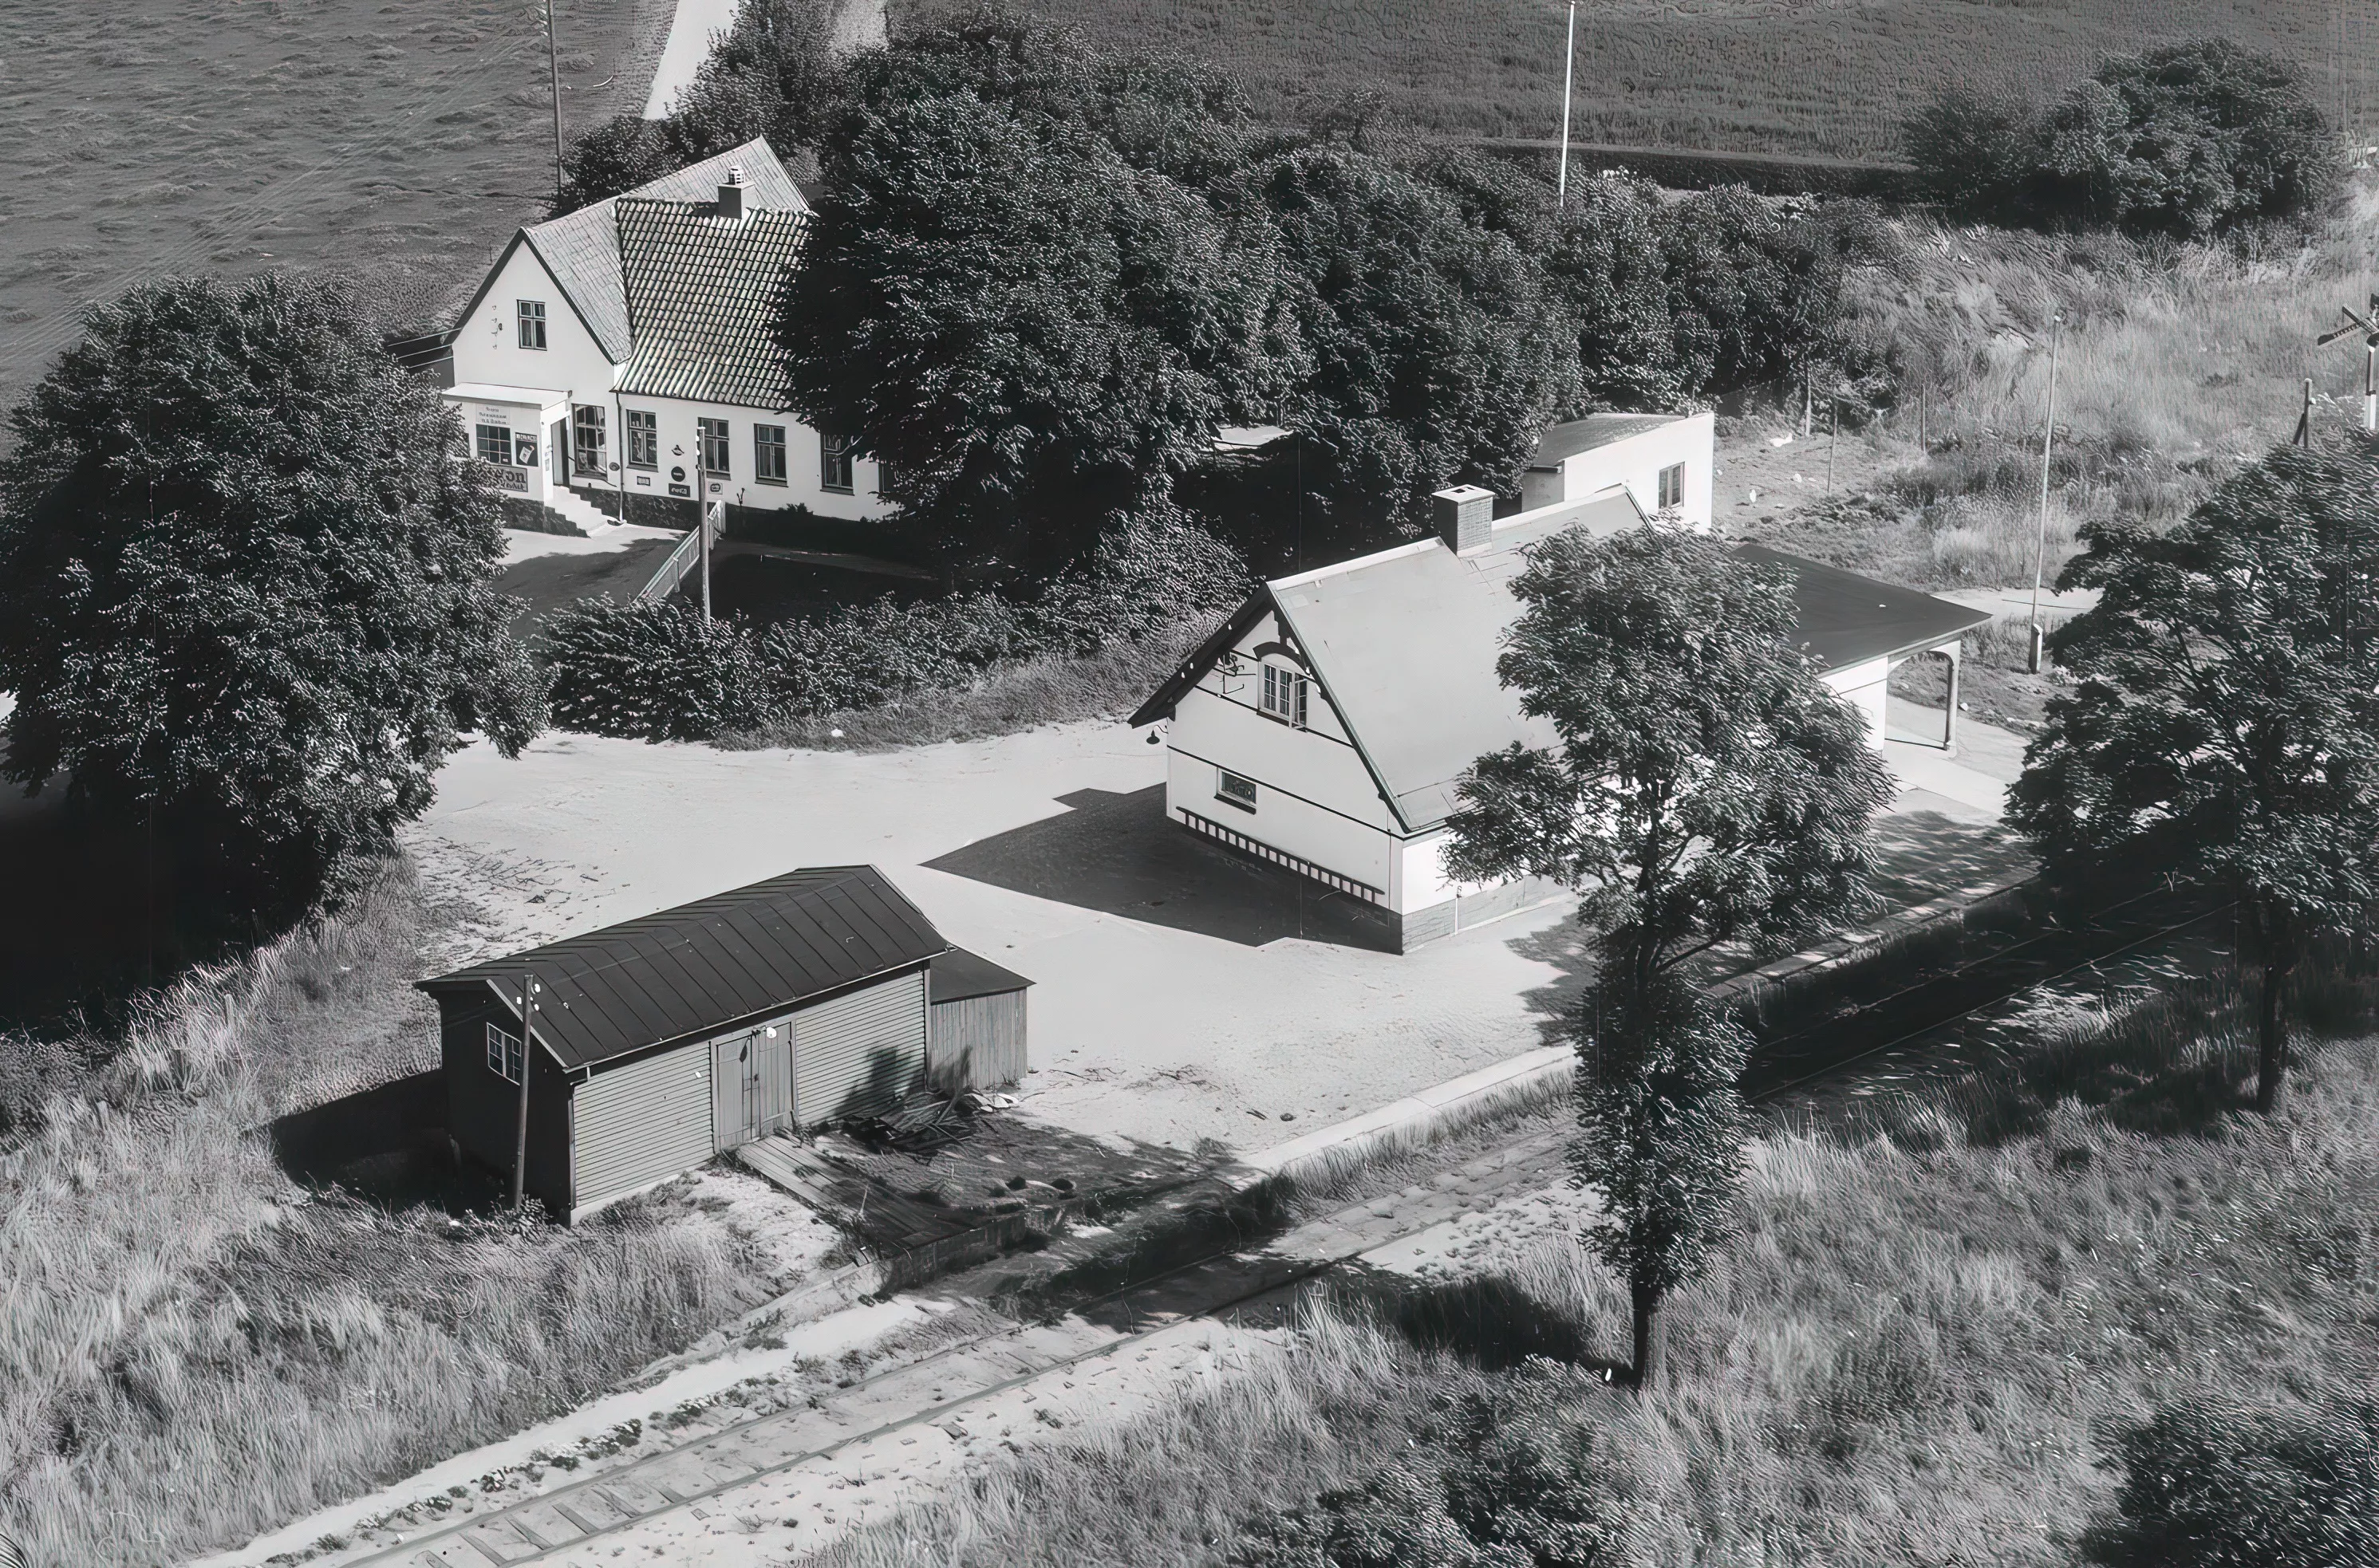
[486,1022,523,1083]
[625,408,658,469]
[1261,664,1310,727]
[819,431,854,494]
[697,417,731,476]
[754,424,788,484]
[571,404,606,477]
[516,299,547,350]
[1217,770,1257,810]
[1658,462,1685,510]
[474,423,512,465]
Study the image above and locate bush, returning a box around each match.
[1905,38,2336,238]
[542,599,779,742]
[2107,1393,2379,1568]
[1234,1390,1629,1566]
[759,592,1032,717]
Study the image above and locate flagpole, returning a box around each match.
[1556,1,1576,208]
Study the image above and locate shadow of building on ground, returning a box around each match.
[494,538,676,634]
[262,1068,515,1215]
[925,785,1396,952]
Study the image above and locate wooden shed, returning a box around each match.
[926,948,1032,1092]
[418,865,952,1220]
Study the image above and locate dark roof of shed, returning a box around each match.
[615,198,807,407]
[1734,544,1991,668]
[929,947,1034,1004]
[417,867,945,1070]
[1530,413,1685,467]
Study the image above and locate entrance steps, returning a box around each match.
[546,487,617,537]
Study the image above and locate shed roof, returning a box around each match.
[928,947,1034,1004]
[615,198,807,407]
[1132,498,1991,833]
[417,866,945,1071]
[489,139,807,364]
[1530,412,1686,467]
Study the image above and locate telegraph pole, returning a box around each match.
[1556,2,1577,208]
[2028,311,2062,673]
[511,975,539,1211]
[546,0,566,207]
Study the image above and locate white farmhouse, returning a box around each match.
[440,140,891,536]
[1130,425,1990,953]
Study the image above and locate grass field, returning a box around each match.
[0,0,672,415]
[894,0,2379,160]
[892,0,2377,159]
[818,963,2379,1566]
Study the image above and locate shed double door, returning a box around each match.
[711,1022,793,1151]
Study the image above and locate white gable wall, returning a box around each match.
[451,242,616,407]
[1522,412,1715,530]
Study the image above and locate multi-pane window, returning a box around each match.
[819,431,854,494]
[474,423,512,465]
[571,404,606,478]
[1217,770,1257,810]
[486,1022,524,1083]
[754,424,788,484]
[1657,462,1685,510]
[516,300,547,350]
[1261,664,1309,727]
[625,408,658,469]
[697,417,731,476]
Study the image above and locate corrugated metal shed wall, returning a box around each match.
[927,993,1027,1092]
[574,1040,712,1211]
[796,969,925,1122]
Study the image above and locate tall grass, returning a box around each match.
[0,861,777,1566]
[817,951,2379,1566]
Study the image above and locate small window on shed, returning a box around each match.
[1657,462,1685,510]
[487,1022,523,1083]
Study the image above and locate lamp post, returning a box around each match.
[2028,310,2062,674]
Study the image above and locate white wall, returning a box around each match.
[450,244,615,407]
[1164,747,1397,895]
[1523,412,1716,531]
[615,397,896,520]
[1824,655,1891,743]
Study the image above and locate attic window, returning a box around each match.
[486,1022,524,1083]
[516,299,547,351]
[1261,664,1309,727]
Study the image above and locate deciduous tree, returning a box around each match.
[2009,442,2379,1113]
[0,274,545,920]
[1445,526,1896,1382]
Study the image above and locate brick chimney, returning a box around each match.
[1432,484,1495,555]
[716,165,746,220]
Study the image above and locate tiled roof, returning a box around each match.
[418,866,947,1070]
[614,197,806,408]
[514,138,806,363]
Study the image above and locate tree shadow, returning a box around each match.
[924,786,1398,951]
[262,1067,516,1215]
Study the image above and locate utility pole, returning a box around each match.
[1801,367,1813,438]
[700,499,717,621]
[1825,396,1837,494]
[1556,2,1577,209]
[511,975,539,1211]
[545,0,566,208]
[2028,311,2062,674]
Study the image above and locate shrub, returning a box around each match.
[1234,1390,1628,1566]
[1905,38,2336,238]
[759,592,1032,717]
[2107,1393,2379,1568]
[541,599,779,742]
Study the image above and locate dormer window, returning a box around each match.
[1261,664,1309,727]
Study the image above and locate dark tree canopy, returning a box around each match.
[1906,37,2336,237]
[2009,441,2379,1111]
[1253,144,1578,536]
[1446,526,1895,1382]
[781,69,1284,577]
[0,274,545,916]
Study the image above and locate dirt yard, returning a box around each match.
[0,0,673,412]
